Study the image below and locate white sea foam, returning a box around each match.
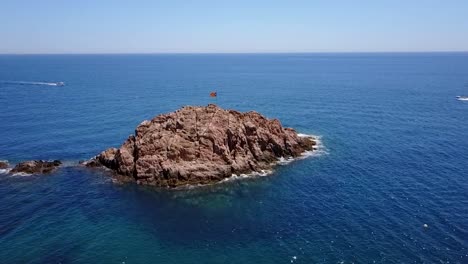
[174,182,206,190]
[219,170,273,184]
[276,134,328,165]
[11,172,31,177]
[296,134,328,158]
[277,156,294,165]
[0,168,11,174]
[219,133,327,184]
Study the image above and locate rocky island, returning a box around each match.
[9,160,62,174]
[85,104,316,187]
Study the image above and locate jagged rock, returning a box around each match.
[0,160,9,169]
[87,104,316,187]
[10,160,62,174]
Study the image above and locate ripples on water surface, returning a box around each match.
[0,53,467,263]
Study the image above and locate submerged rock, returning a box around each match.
[10,160,62,174]
[86,104,316,187]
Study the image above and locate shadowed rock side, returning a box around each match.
[11,160,62,174]
[85,104,316,187]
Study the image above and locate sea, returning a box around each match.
[0,53,467,263]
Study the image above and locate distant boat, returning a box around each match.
[456,96,468,101]
[54,82,65,86]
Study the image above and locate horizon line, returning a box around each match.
[1,51,468,55]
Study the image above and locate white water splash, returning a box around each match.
[223,169,273,183]
[295,134,328,159]
[0,168,11,174]
[277,156,295,165]
[220,133,327,184]
[11,172,31,177]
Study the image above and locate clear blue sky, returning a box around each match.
[1,0,467,53]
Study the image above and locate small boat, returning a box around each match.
[456,96,468,101]
[55,82,65,86]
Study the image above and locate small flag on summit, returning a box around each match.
[210,91,217,97]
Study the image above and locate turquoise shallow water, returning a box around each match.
[0,53,467,263]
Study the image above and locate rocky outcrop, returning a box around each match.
[86,104,316,187]
[0,160,8,169]
[10,160,62,174]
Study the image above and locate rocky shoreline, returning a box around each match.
[83,104,316,187]
[0,160,62,175]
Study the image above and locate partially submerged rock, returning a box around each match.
[0,160,9,169]
[86,104,316,187]
[11,160,62,174]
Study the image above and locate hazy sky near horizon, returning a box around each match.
[1,0,467,54]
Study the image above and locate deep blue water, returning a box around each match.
[0,53,467,263]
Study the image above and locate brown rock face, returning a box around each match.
[0,160,9,169]
[11,160,62,174]
[87,104,316,187]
